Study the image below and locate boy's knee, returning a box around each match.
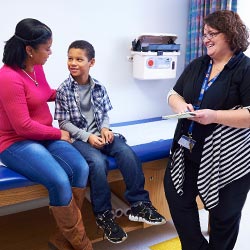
[90,156,107,169]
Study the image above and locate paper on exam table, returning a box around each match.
[111,119,177,146]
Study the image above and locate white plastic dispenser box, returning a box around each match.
[131,33,180,80]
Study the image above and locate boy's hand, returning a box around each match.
[88,134,105,149]
[101,128,114,144]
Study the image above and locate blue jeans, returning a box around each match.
[73,136,150,215]
[0,140,89,206]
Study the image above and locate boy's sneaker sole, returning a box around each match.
[129,214,166,225]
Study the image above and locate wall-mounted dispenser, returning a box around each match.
[130,33,180,80]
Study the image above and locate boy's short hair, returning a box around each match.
[68,40,95,61]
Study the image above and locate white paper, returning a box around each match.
[111,119,177,146]
[162,112,196,120]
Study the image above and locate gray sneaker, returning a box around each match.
[96,210,128,244]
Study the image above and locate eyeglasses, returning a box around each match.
[202,32,221,40]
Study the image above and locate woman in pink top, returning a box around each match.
[0,18,92,250]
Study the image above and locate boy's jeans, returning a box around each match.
[0,140,89,206]
[73,136,150,215]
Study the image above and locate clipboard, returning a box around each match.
[162,106,250,120]
[162,112,196,120]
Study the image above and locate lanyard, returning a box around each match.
[188,60,219,136]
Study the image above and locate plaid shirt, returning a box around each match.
[54,75,113,131]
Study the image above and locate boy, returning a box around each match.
[54,40,166,244]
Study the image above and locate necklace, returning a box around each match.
[22,69,39,86]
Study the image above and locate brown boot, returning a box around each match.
[48,225,73,250]
[50,198,93,250]
[72,187,86,210]
[48,188,87,250]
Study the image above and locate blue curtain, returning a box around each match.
[185,0,237,65]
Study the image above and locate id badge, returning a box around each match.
[178,135,196,151]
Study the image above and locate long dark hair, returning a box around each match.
[2,18,52,68]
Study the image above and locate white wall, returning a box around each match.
[238,0,250,57]
[0,0,189,124]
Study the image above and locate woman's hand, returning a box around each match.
[60,130,72,143]
[192,108,250,128]
[183,103,195,113]
[190,109,217,125]
[168,94,194,113]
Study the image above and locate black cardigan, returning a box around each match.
[171,52,250,163]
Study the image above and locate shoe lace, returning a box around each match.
[100,211,120,233]
[144,203,159,216]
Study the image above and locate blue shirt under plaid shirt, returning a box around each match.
[54,75,113,132]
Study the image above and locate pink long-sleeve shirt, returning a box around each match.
[0,64,61,152]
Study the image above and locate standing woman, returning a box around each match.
[164,10,250,250]
[0,18,93,250]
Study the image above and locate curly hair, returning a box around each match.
[204,10,250,53]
